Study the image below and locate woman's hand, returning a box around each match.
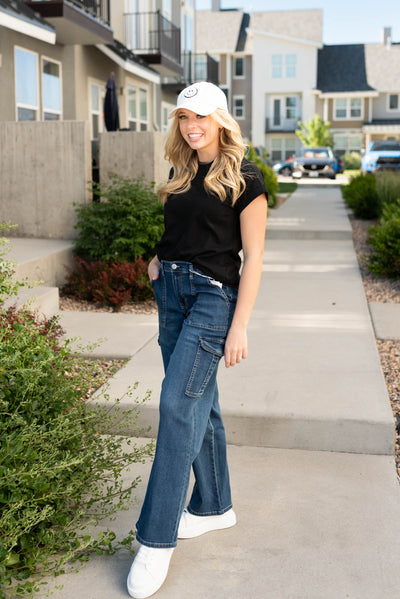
[148,256,161,281]
[224,323,248,368]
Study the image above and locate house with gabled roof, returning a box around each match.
[316,29,400,154]
[197,7,324,160]
[248,9,323,161]
[196,8,252,138]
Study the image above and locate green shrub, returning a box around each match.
[342,152,361,170]
[375,171,400,209]
[341,173,381,219]
[246,143,278,208]
[367,200,400,277]
[63,256,153,310]
[74,175,164,263]
[0,229,154,598]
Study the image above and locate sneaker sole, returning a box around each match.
[178,511,237,539]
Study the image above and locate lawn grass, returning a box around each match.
[278,181,298,194]
[344,169,360,178]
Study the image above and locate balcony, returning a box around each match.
[265,117,301,133]
[164,52,219,91]
[125,11,182,78]
[24,0,113,44]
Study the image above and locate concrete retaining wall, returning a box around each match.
[99,130,169,188]
[0,121,91,239]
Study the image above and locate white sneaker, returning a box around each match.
[127,544,174,599]
[178,508,237,539]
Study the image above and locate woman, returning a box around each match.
[127,81,268,599]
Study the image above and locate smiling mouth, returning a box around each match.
[188,133,203,140]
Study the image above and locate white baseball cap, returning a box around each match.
[169,81,228,117]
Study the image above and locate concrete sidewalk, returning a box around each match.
[45,444,400,599]
[18,184,400,598]
[58,186,395,455]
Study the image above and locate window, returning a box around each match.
[285,97,297,119]
[127,85,137,130]
[234,57,244,78]
[42,57,61,120]
[127,85,149,131]
[333,134,362,154]
[139,88,148,130]
[333,135,347,153]
[90,83,103,139]
[285,138,296,160]
[350,98,362,118]
[162,106,169,132]
[272,54,296,79]
[389,94,400,111]
[348,136,362,152]
[195,55,207,80]
[271,138,282,161]
[233,96,245,119]
[271,54,282,78]
[285,54,296,78]
[334,98,363,120]
[15,47,38,121]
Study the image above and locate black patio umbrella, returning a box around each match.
[104,73,120,131]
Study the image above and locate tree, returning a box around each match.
[296,114,333,148]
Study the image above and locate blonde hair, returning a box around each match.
[158,108,246,205]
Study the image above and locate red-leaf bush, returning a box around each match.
[63,256,153,310]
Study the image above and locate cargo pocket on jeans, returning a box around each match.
[185,337,225,398]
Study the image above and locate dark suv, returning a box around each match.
[292,147,336,180]
[361,141,400,173]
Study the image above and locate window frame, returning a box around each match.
[233,56,244,79]
[127,83,150,131]
[41,55,62,121]
[388,94,400,112]
[139,86,149,131]
[271,54,282,79]
[14,46,39,122]
[334,97,363,120]
[89,80,105,141]
[127,84,138,130]
[285,54,296,78]
[233,95,245,120]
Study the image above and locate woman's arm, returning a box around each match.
[224,194,267,368]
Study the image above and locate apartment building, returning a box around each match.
[196,8,400,162]
[316,28,400,155]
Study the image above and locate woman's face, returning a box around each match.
[177,109,221,163]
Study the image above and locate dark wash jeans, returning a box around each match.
[136,261,238,548]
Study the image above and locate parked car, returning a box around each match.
[272,156,295,176]
[361,140,400,173]
[334,154,344,174]
[292,147,336,179]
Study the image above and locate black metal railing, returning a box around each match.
[181,52,219,85]
[125,11,180,64]
[27,0,111,25]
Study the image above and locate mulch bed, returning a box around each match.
[349,215,400,475]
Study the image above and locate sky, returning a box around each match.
[195,0,400,45]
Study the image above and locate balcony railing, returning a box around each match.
[265,117,301,133]
[125,11,180,66]
[182,52,219,85]
[26,0,110,25]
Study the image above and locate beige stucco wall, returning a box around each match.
[0,121,91,238]
[0,28,65,121]
[99,131,169,189]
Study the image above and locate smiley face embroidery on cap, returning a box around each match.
[183,86,198,98]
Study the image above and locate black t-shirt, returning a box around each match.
[155,158,268,288]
